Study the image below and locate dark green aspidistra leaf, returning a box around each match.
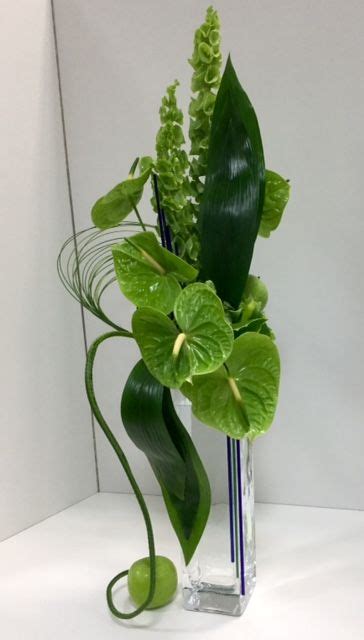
[199,56,265,308]
[92,157,153,229]
[112,232,197,314]
[121,360,186,499]
[160,389,211,564]
[132,283,234,388]
[259,170,290,238]
[121,360,211,564]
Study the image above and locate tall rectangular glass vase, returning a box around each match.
[172,391,256,617]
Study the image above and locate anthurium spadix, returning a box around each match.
[132,282,234,388]
[112,232,197,314]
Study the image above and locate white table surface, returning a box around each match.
[1,493,363,640]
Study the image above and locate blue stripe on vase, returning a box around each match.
[236,439,246,595]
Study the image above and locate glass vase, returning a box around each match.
[172,391,256,617]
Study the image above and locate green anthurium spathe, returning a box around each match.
[259,170,290,238]
[112,232,197,314]
[226,275,268,329]
[92,156,153,229]
[132,282,234,388]
[183,333,280,439]
[243,275,268,311]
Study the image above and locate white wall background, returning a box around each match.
[0,0,98,541]
[14,0,363,513]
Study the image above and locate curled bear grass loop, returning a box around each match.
[57,223,154,333]
[85,331,156,618]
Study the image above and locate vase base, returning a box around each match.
[182,584,253,617]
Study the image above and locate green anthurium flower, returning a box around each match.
[182,332,280,439]
[242,275,268,311]
[132,282,234,388]
[92,156,153,229]
[259,170,290,238]
[225,275,268,330]
[112,232,197,314]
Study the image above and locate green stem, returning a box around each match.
[132,202,147,232]
[85,331,156,619]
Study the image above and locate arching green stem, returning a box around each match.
[132,202,147,232]
[85,331,156,619]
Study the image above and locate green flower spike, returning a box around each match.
[152,81,199,264]
[188,6,222,209]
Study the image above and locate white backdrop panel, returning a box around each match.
[54,0,364,509]
[0,0,97,540]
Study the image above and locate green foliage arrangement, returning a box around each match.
[58,6,290,620]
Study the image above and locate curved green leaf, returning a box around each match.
[112,232,197,314]
[121,360,211,564]
[121,360,186,499]
[92,157,153,229]
[132,283,234,387]
[184,333,280,439]
[199,56,265,308]
[259,170,290,238]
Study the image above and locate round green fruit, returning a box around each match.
[127,555,178,610]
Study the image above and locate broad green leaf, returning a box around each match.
[259,170,290,238]
[121,360,211,564]
[113,232,197,314]
[184,333,280,439]
[132,282,234,388]
[92,157,153,229]
[199,56,265,308]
